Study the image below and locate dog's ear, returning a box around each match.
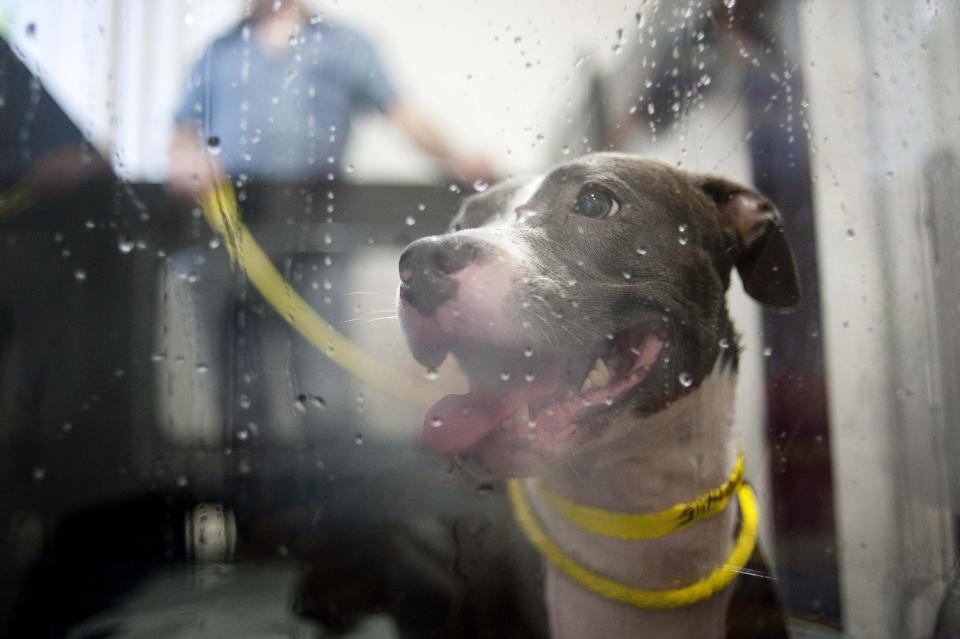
[693,175,801,310]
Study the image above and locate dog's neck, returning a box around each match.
[529,362,739,639]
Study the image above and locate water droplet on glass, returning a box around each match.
[524,372,535,382]
[678,224,689,245]
[611,28,625,54]
[118,235,135,254]
[206,136,221,155]
[476,483,494,495]
[291,394,308,413]
[237,429,249,441]
[500,371,511,381]
[561,145,570,156]
[74,269,87,282]
[622,271,633,280]
[239,393,251,409]
[32,467,45,481]
[196,363,209,374]
[425,368,439,381]
[430,416,444,428]
[355,433,364,445]
[723,0,736,8]
[523,347,534,358]
[636,247,647,256]
[719,337,731,349]
[176,474,189,488]
[25,23,37,38]
[762,347,773,357]
[679,372,693,387]
[473,179,489,192]
[309,395,327,409]
[405,215,416,226]
[345,163,354,173]
[845,228,855,239]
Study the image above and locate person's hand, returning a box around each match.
[447,152,499,188]
[26,145,109,194]
[166,130,225,201]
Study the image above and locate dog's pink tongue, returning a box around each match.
[422,393,519,453]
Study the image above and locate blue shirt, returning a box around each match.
[175,19,397,179]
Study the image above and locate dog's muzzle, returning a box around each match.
[398,235,484,316]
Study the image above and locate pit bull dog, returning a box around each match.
[398,154,796,638]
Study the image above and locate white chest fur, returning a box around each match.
[528,361,741,639]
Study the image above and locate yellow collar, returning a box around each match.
[506,453,758,610]
[537,451,745,539]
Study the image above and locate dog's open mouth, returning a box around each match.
[422,329,665,455]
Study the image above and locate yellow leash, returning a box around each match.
[199,180,438,408]
[537,451,744,540]
[0,177,438,407]
[7,179,759,610]
[201,181,760,609]
[507,478,759,609]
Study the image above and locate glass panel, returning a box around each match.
[0,1,956,638]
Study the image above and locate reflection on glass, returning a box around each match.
[0,1,957,638]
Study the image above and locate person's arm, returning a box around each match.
[385,101,496,185]
[166,44,226,200]
[349,32,497,186]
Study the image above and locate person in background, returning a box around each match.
[167,0,494,197]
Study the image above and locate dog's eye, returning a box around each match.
[575,186,620,219]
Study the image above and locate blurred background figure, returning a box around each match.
[167,0,495,198]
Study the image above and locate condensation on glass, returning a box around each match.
[0,1,957,638]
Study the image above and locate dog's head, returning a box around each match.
[398,154,799,477]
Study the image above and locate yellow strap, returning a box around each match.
[537,452,744,540]
[200,181,438,408]
[507,479,758,609]
[1,178,437,407]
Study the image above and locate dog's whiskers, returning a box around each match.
[340,315,398,325]
[724,566,777,580]
[356,308,400,316]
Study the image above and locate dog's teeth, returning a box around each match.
[589,358,612,387]
[580,377,595,393]
[588,370,605,388]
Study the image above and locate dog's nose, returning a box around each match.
[399,236,481,316]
